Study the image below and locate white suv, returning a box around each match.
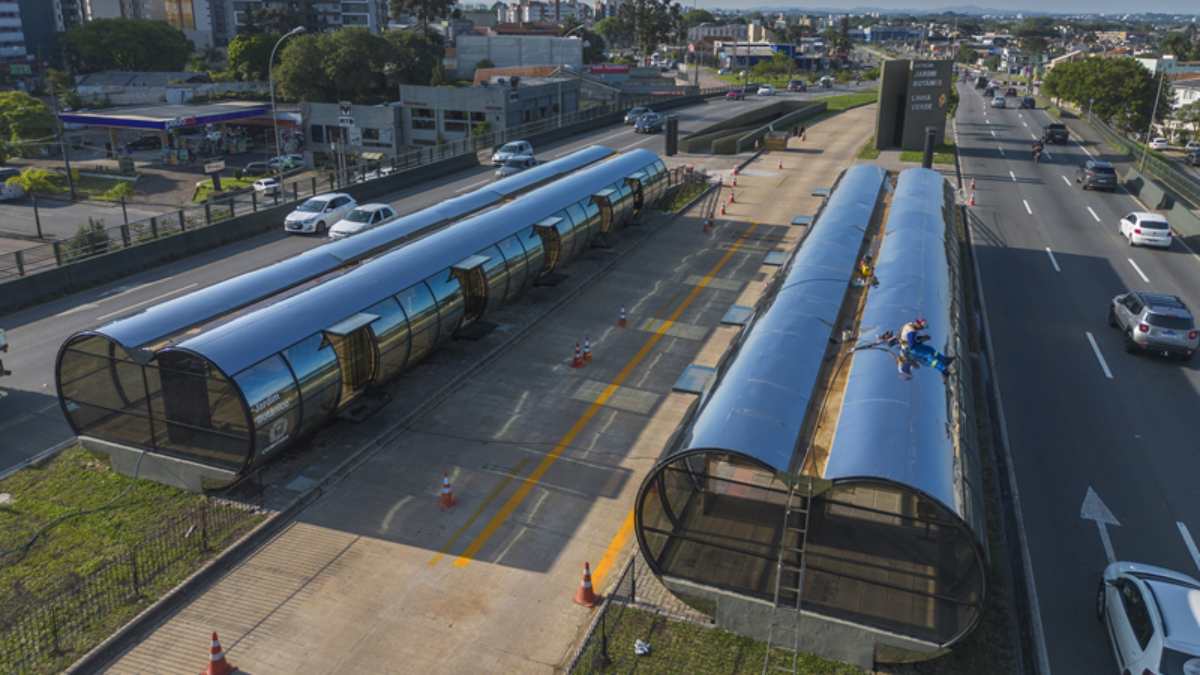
[491,141,533,166]
[284,193,357,235]
[1098,561,1200,675]
[1120,211,1173,248]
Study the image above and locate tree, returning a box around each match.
[615,0,682,62]
[956,46,979,65]
[560,20,606,64]
[383,30,445,87]
[5,167,60,195]
[0,92,55,151]
[592,17,631,50]
[1042,57,1165,133]
[62,19,192,73]
[390,0,454,29]
[228,33,280,82]
[276,28,401,101]
[1160,32,1197,61]
[476,58,495,70]
[682,8,714,28]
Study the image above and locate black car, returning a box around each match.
[1076,159,1118,191]
[1186,149,1200,167]
[787,79,807,92]
[974,76,989,89]
[1042,123,1069,144]
[634,112,665,134]
[1005,87,1018,97]
[984,86,997,98]
[1020,97,1036,109]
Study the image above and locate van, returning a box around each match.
[0,168,25,201]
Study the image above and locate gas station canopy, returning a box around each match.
[58,101,273,131]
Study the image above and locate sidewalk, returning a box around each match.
[99,104,879,675]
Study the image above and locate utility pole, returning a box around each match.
[47,86,76,201]
[1140,69,1166,173]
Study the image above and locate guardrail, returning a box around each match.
[0,88,732,285]
[1085,113,1200,209]
[733,101,827,154]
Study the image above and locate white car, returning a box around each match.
[1120,211,1173,248]
[991,96,1006,108]
[328,203,398,239]
[491,141,533,166]
[1186,141,1200,152]
[253,178,280,196]
[1149,138,1170,150]
[757,85,775,96]
[284,193,357,235]
[1097,561,1200,675]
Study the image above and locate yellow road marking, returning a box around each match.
[591,510,634,591]
[447,222,761,568]
[427,457,532,566]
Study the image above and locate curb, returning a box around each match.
[67,189,709,674]
[0,437,75,482]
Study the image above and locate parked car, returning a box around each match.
[328,203,398,240]
[1149,137,1170,150]
[819,76,833,89]
[634,112,665,134]
[362,166,397,181]
[725,89,745,101]
[756,85,776,96]
[495,154,538,177]
[624,106,651,125]
[1004,87,1018,97]
[1097,561,1200,672]
[0,167,24,201]
[717,67,730,75]
[984,86,997,98]
[1020,96,1036,109]
[284,192,357,235]
[1075,159,1118,191]
[787,80,807,92]
[268,154,304,170]
[242,161,271,177]
[1119,211,1173,249]
[1185,140,1200,152]
[252,178,281,196]
[491,140,533,166]
[1109,291,1197,359]
[991,96,1006,108]
[1187,149,1200,167]
[126,136,162,151]
[1042,123,1070,144]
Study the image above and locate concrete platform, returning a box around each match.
[100,103,878,674]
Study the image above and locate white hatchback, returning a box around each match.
[757,85,775,96]
[284,193,357,235]
[253,178,280,196]
[1120,211,1173,248]
[1098,561,1200,675]
[328,203,398,239]
[1149,137,1170,150]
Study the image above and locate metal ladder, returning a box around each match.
[761,477,816,675]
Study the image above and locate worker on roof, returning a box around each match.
[857,254,879,288]
[898,318,955,375]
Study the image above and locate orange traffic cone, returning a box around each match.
[719,202,726,215]
[571,342,583,368]
[574,562,599,608]
[583,337,592,363]
[732,166,739,176]
[731,174,737,187]
[202,632,235,675]
[968,191,976,206]
[729,190,736,204]
[439,473,456,510]
[777,159,783,170]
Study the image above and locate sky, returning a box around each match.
[695,0,1198,14]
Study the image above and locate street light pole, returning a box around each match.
[1140,70,1166,173]
[269,26,305,175]
[561,25,586,128]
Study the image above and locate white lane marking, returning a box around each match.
[95,283,199,322]
[55,303,100,318]
[998,146,1005,155]
[990,129,996,137]
[1087,206,1101,222]
[1023,120,1029,127]
[1061,175,1072,186]
[620,136,655,151]
[1009,170,1017,182]
[1044,149,1053,159]
[985,119,991,124]
[1023,199,1033,215]
[594,128,632,144]
[1178,522,1200,576]
[1045,247,1061,272]
[454,178,491,193]
[1075,139,1093,157]
[1085,331,1114,379]
[1128,258,1150,283]
[1030,132,1038,140]
[54,277,177,317]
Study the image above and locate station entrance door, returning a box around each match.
[533,216,563,276]
[451,254,490,326]
[324,312,379,406]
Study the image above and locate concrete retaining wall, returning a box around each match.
[0,154,478,316]
[1122,167,1200,251]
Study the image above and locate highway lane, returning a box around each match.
[0,90,827,471]
[959,81,1200,674]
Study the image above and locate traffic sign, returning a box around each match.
[204,160,225,174]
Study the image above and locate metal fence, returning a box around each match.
[0,88,732,284]
[568,553,715,674]
[0,499,262,674]
[1086,112,1200,208]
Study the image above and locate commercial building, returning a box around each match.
[304,101,402,161]
[397,76,580,145]
[0,1,27,64]
[686,23,747,43]
[452,34,582,78]
[864,25,925,43]
[1137,55,1200,78]
[219,0,389,41]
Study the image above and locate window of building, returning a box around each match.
[311,125,325,144]
[342,14,367,25]
[413,119,435,130]
[470,112,486,122]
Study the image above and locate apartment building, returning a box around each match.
[223,0,388,39]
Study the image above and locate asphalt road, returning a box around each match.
[0,89,836,472]
[958,81,1200,674]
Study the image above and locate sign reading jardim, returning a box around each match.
[874,59,953,152]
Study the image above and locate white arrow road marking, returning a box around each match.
[1085,332,1114,380]
[1081,485,1120,563]
[1178,522,1200,576]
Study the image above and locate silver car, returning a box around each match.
[1097,561,1200,675]
[624,106,651,125]
[1109,291,1198,360]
